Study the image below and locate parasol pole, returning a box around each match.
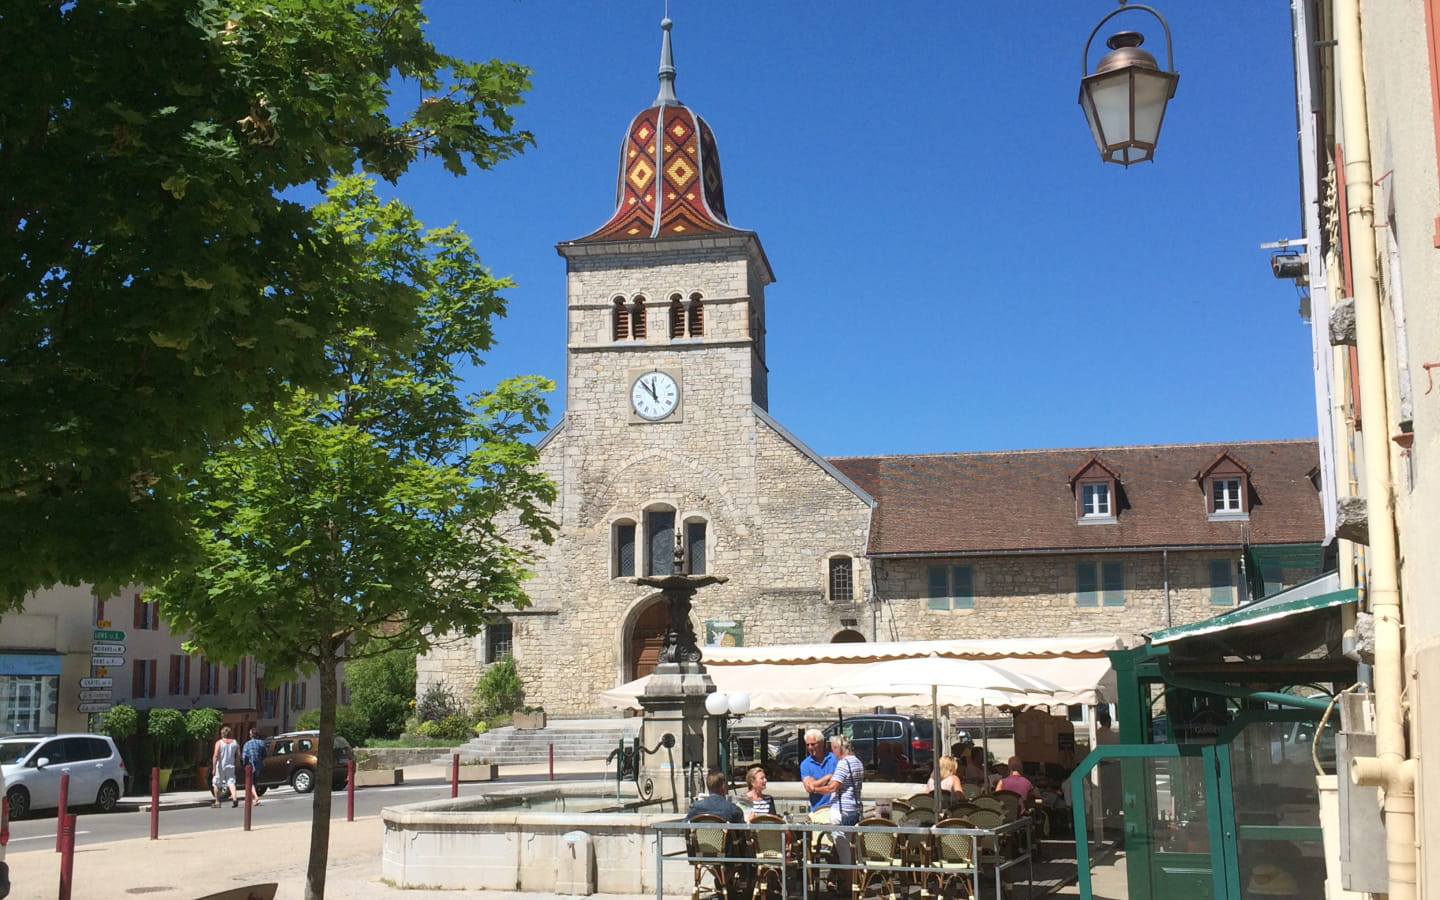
[932,684,943,812]
[981,698,990,786]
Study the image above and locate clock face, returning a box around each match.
[631,371,680,420]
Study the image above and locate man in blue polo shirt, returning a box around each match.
[799,728,837,811]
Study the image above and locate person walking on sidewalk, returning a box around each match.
[241,726,267,807]
[211,725,240,808]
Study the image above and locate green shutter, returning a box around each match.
[1209,559,1234,606]
[1076,562,1099,607]
[952,566,974,610]
[927,566,950,610]
[1101,561,1125,606]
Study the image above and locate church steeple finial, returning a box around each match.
[653,17,679,107]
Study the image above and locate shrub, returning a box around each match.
[295,705,370,746]
[415,719,440,737]
[347,647,416,740]
[473,656,523,719]
[99,704,138,740]
[472,720,489,737]
[185,708,223,742]
[434,714,473,742]
[415,681,464,724]
[145,707,188,768]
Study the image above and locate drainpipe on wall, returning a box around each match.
[1331,2,1416,898]
[1162,549,1172,628]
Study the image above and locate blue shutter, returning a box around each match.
[952,566,974,609]
[927,566,950,610]
[1076,562,1099,607]
[1209,560,1233,606]
[1101,561,1125,606]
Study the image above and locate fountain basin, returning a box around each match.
[381,784,689,894]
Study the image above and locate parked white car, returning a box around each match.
[0,733,127,820]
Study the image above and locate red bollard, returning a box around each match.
[243,764,253,832]
[58,813,76,900]
[549,743,555,781]
[55,772,69,852]
[149,767,159,841]
[450,753,459,798]
[346,759,356,822]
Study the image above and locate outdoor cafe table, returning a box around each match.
[653,814,1035,900]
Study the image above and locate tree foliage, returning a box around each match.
[149,177,554,899]
[346,646,417,740]
[0,0,533,608]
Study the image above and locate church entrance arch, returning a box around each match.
[627,596,669,681]
[831,629,866,643]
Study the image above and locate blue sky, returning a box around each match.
[384,2,1315,458]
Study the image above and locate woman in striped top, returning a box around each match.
[828,734,865,892]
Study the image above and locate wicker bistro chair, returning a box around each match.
[969,796,1003,815]
[962,808,1011,897]
[960,783,984,800]
[991,790,1024,823]
[804,808,837,897]
[852,817,906,900]
[747,814,790,900]
[687,814,738,900]
[947,801,980,821]
[905,793,937,813]
[922,818,978,900]
[889,798,914,815]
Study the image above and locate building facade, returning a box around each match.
[419,21,1326,718]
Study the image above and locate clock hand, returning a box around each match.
[643,378,659,401]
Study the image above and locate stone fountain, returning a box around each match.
[628,534,727,804]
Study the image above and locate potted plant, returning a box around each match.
[145,707,188,791]
[185,707,223,785]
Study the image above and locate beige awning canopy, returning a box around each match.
[597,635,1136,711]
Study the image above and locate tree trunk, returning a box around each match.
[305,652,339,900]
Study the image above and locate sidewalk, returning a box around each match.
[9,761,630,900]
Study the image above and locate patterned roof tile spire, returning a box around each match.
[573,16,741,243]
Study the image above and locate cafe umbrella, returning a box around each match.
[821,654,1061,810]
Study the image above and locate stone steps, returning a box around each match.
[433,718,642,766]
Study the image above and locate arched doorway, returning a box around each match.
[628,598,669,681]
[831,629,866,643]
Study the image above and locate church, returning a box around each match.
[418,20,1325,717]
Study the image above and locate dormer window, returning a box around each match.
[1196,450,1251,520]
[1070,456,1120,524]
[1081,482,1111,517]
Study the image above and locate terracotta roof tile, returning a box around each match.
[828,439,1322,555]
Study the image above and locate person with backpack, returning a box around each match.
[241,727,268,807]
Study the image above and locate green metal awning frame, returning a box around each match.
[1150,571,1354,645]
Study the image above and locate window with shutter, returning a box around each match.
[612,297,630,341]
[669,297,685,337]
[631,298,647,338]
[688,293,704,336]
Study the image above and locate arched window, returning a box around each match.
[829,555,854,604]
[683,516,708,575]
[631,297,647,339]
[644,506,675,576]
[687,292,704,337]
[612,519,637,578]
[612,297,630,341]
[669,295,686,338]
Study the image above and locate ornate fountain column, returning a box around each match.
[629,535,727,805]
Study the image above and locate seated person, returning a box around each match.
[743,765,775,821]
[962,746,988,787]
[997,756,1040,802]
[686,771,745,823]
[875,741,902,781]
[925,754,963,794]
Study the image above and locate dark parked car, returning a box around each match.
[250,730,352,795]
[775,714,935,781]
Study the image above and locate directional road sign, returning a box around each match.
[92,643,126,655]
[77,702,112,713]
[91,656,125,667]
[93,629,126,642]
[79,690,113,701]
[79,677,113,689]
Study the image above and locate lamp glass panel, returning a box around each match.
[1129,70,1175,145]
[1085,70,1136,148]
[705,692,728,716]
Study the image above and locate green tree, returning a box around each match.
[150,177,555,900]
[347,647,417,740]
[0,0,533,608]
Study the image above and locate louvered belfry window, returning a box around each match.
[631,298,647,338]
[613,297,629,341]
[669,297,686,338]
[687,292,704,336]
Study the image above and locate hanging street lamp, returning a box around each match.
[1079,3,1179,166]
